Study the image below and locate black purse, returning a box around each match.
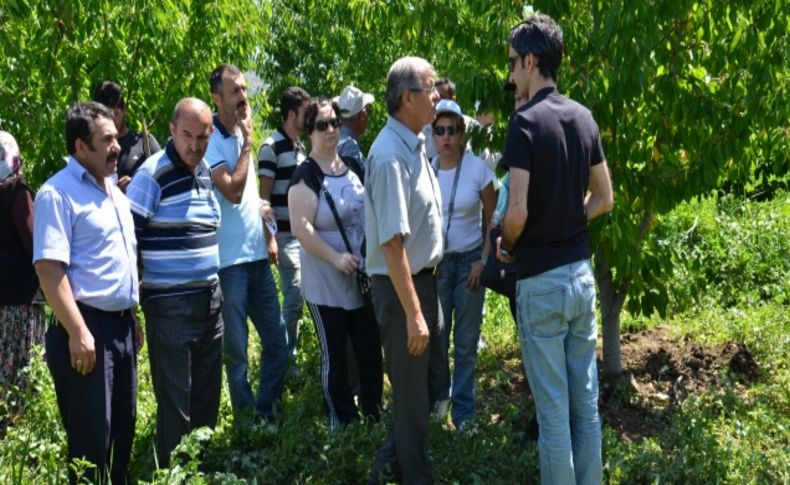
[480,225,517,298]
[320,186,371,296]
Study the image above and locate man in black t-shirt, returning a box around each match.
[93,81,161,191]
[497,14,614,485]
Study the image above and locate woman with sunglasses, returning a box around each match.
[431,99,496,431]
[288,98,382,431]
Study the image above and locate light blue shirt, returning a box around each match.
[364,116,443,276]
[205,116,266,269]
[33,157,139,311]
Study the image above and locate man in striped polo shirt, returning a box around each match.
[205,64,288,422]
[258,86,310,361]
[126,98,222,467]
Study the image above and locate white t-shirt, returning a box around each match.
[433,152,494,254]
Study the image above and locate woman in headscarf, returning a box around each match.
[0,131,46,430]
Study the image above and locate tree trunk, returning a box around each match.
[594,248,629,376]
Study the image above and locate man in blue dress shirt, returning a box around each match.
[34,101,141,484]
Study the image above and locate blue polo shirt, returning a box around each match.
[126,141,221,297]
[33,157,139,311]
[205,115,266,269]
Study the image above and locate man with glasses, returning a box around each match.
[366,56,447,485]
[497,13,614,485]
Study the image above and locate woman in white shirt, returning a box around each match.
[432,100,496,430]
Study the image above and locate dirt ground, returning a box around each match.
[490,326,760,442]
[599,326,760,441]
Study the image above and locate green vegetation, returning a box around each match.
[2,193,788,483]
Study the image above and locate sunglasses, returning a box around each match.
[433,125,460,136]
[314,117,340,132]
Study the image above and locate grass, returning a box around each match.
[1,193,788,483]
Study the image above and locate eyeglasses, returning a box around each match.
[411,85,437,95]
[314,118,340,132]
[433,125,460,136]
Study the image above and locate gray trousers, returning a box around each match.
[142,284,223,467]
[369,273,447,485]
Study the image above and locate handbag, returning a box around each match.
[480,225,517,298]
[320,185,371,297]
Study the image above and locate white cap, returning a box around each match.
[435,99,463,118]
[335,85,375,118]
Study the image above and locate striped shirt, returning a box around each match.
[126,141,221,298]
[33,157,139,311]
[257,126,305,233]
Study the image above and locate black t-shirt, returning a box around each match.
[117,129,161,179]
[501,87,605,278]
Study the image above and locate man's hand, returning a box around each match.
[407,311,430,356]
[237,104,253,147]
[69,327,96,375]
[467,260,483,290]
[117,175,132,192]
[267,235,279,265]
[495,236,515,264]
[133,312,144,353]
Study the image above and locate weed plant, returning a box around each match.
[1,194,788,483]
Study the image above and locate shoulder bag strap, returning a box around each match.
[321,186,354,255]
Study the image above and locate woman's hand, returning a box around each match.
[333,252,360,276]
[467,260,483,290]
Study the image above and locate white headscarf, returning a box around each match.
[0,131,21,181]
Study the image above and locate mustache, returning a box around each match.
[236,100,248,110]
[106,153,118,164]
[503,81,516,91]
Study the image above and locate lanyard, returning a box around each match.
[432,154,463,251]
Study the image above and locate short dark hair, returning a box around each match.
[509,13,564,82]
[436,77,456,98]
[209,63,242,94]
[303,98,342,135]
[280,87,311,122]
[65,102,114,155]
[92,81,125,109]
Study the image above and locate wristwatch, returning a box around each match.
[499,246,514,259]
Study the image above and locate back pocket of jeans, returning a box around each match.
[525,287,565,338]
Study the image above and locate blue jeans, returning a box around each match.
[276,233,304,358]
[219,259,287,418]
[436,245,485,426]
[516,259,602,485]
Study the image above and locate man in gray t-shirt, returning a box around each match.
[365,56,447,485]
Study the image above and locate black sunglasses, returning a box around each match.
[433,126,460,136]
[314,118,340,132]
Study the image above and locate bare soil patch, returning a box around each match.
[598,326,759,441]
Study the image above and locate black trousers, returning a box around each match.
[142,284,223,467]
[45,304,136,485]
[306,299,383,430]
[369,273,447,485]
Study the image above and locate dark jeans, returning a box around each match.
[369,273,447,485]
[306,299,383,430]
[45,304,136,485]
[142,284,223,467]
